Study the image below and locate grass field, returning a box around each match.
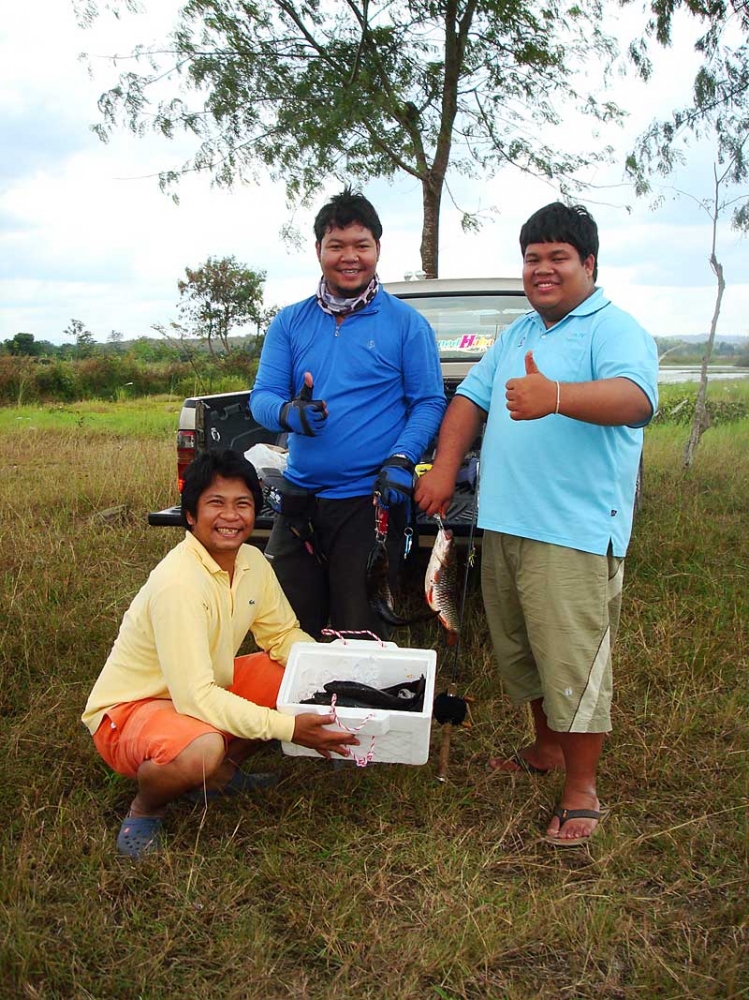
[0,396,182,438]
[1,397,747,999]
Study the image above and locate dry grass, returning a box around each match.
[0,405,747,999]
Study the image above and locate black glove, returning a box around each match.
[373,455,415,506]
[279,380,327,437]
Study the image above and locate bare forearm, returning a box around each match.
[414,396,485,517]
[506,353,653,426]
[557,377,653,426]
[433,396,486,471]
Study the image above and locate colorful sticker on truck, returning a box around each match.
[438,333,496,353]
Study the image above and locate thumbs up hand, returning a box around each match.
[298,371,315,401]
[504,351,558,421]
[279,371,329,436]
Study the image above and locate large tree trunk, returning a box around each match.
[420,176,443,279]
[683,250,725,468]
[416,0,468,279]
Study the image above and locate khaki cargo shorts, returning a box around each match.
[481,531,624,733]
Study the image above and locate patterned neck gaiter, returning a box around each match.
[316,275,380,317]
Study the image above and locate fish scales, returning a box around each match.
[366,537,437,627]
[425,524,460,633]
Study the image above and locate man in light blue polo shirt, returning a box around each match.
[416,202,658,846]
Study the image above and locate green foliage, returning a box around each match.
[736,342,749,367]
[63,318,98,359]
[86,0,622,276]
[127,334,184,362]
[177,255,271,355]
[625,4,748,466]
[625,0,748,230]
[33,359,82,402]
[653,392,748,425]
[0,354,261,404]
[1,332,42,357]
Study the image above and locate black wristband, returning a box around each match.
[280,398,323,436]
[279,401,293,433]
[383,454,415,474]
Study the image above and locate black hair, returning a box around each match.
[180,450,263,529]
[519,202,599,281]
[313,186,383,242]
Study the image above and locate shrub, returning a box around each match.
[0,356,36,403]
[653,387,748,426]
[33,360,81,402]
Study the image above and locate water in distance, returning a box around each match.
[658,367,749,384]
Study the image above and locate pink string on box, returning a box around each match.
[320,628,386,646]
[330,693,376,767]
[318,629,383,765]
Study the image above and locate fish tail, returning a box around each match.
[371,598,437,628]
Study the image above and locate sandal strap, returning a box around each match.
[554,807,602,826]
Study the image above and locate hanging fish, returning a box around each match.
[366,538,435,626]
[366,502,436,627]
[425,519,460,633]
[366,536,408,626]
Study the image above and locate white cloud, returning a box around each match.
[1,0,747,344]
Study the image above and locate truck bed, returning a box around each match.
[148,488,478,540]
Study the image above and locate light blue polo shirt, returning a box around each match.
[457,288,658,557]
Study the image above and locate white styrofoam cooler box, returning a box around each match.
[277,639,437,765]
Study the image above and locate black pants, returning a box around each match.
[265,495,408,640]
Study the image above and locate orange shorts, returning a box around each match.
[92,652,285,779]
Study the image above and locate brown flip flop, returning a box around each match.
[545,806,604,847]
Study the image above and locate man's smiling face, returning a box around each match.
[185,475,255,570]
[316,222,380,298]
[522,241,595,329]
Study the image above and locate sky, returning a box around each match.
[1,1,747,346]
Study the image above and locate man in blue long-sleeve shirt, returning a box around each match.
[250,187,446,638]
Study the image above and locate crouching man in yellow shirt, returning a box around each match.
[82,449,358,859]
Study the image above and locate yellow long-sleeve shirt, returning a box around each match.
[82,532,313,742]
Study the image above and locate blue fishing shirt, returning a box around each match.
[250,288,446,497]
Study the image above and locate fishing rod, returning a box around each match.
[434,463,479,783]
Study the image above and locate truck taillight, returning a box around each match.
[177,430,196,493]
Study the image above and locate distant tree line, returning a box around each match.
[6,331,748,368]
[0,347,263,406]
[0,256,278,403]
[2,330,747,407]
[655,337,749,367]
[0,328,264,362]
[0,349,263,406]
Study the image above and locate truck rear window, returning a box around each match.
[399,292,530,361]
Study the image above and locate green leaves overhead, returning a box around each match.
[625,0,748,230]
[90,0,622,274]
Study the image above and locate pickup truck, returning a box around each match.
[148,277,530,545]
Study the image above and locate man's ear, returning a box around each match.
[583,254,595,277]
[315,242,322,263]
[185,510,195,528]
